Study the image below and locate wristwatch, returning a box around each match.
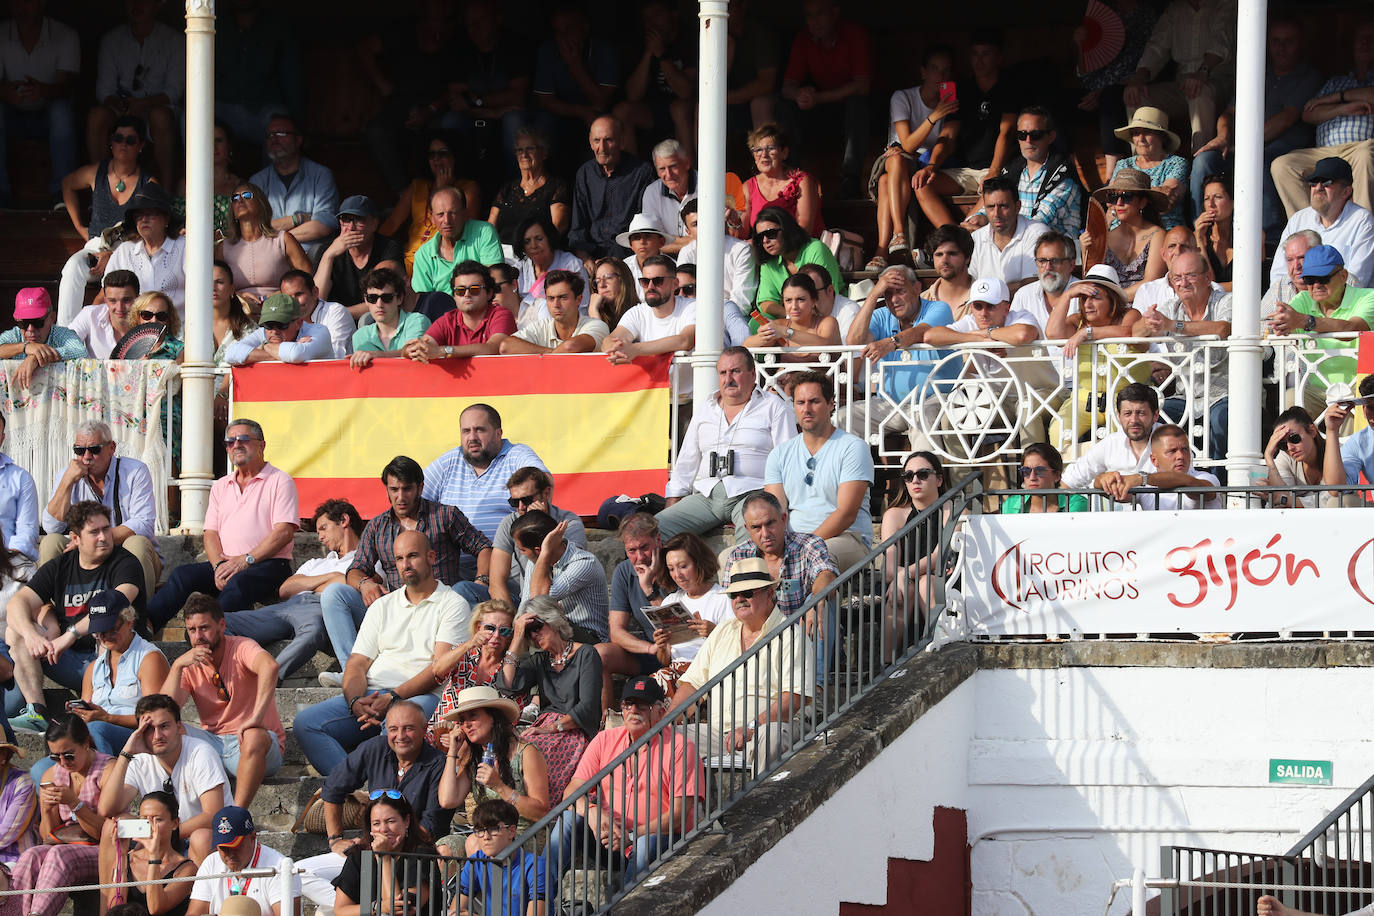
[1139,470,1151,487]
[244,553,256,566]
[1305,313,1317,332]
[785,326,795,340]
[1175,319,1186,334]
[443,346,454,358]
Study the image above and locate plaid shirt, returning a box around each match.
[349,498,491,590]
[1021,162,1084,235]
[722,531,838,617]
[1136,0,1234,79]
[1315,72,1374,147]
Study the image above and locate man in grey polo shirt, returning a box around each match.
[488,467,586,605]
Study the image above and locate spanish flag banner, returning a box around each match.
[232,354,672,518]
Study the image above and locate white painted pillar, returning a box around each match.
[1226,0,1266,493]
[692,0,729,410]
[179,0,216,532]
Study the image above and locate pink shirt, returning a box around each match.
[572,726,703,834]
[179,635,285,751]
[204,462,299,559]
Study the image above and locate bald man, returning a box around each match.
[293,529,471,774]
[410,187,503,293]
[568,115,656,265]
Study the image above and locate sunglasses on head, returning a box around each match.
[1303,272,1336,286]
[638,276,670,287]
[369,789,403,801]
[525,618,545,634]
[73,444,107,456]
[139,310,170,322]
[364,292,397,304]
[16,317,46,329]
[1016,129,1048,141]
[753,227,782,242]
[482,623,515,638]
[48,751,78,763]
[902,468,937,482]
[231,191,254,202]
[507,493,542,509]
[223,434,259,448]
[261,321,290,331]
[678,284,697,296]
[1103,191,1139,205]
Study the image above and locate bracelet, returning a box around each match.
[147,858,163,865]
[503,652,520,665]
[327,834,344,842]
[347,696,361,711]
[505,788,519,804]
[214,559,226,568]
[474,575,490,585]
[120,751,135,761]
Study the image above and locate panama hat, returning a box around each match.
[441,685,520,724]
[1113,106,1181,153]
[1091,168,1171,215]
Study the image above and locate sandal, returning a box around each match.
[866,254,888,271]
[888,232,909,254]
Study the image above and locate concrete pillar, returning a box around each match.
[691,0,730,410]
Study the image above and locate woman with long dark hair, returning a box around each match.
[1001,443,1089,514]
[751,206,842,321]
[98,789,193,916]
[589,257,636,331]
[880,452,949,658]
[1263,406,1339,508]
[331,793,443,916]
[742,273,840,357]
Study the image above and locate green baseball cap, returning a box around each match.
[259,292,300,325]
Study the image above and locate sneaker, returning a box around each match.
[317,671,343,688]
[8,703,48,733]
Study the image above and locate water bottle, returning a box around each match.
[482,742,497,768]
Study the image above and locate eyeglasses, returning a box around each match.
[482,623,515,638]
[507,493,543,509]
[1018,466,1053,479]
[678,284,697,296]
[638,276,670,287]
[73,444,108,456]
[595,275,617,286]
[1303,272,1336,286]
[452,284,486,297]
[223,434,260,448]
[369,789,403,801]
[210,669,230,703]
[473,825,515,839]
[261,321,290,331]
[267,129,295,139]
[112,133,141,145]
[364,292,398,304]
[231,191,255,202]
[1016,129,1049,141]
[16,317,46,329]
[428,148,453,158]
[753,227,782,242]
[1034,256,1072,267]
[48,751,78,763]
[750,145,781,156]
[731,588,760,600]
[139,310,171,322]
[620,698,655,711]
[1103,191,1139,205]
[1307,178,1336,189]
[902,468,936,482]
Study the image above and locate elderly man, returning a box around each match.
[0,412,37,563]
[678,199,757,314]
[223,292,334,365]
[41,419,160,599]
[512,510,608,643]
[163,594,283,808]
[295,700,448,911]
[1062,383,1163,490]
[314,194,405,317]
[249,113,339,261]
[4,500,143,732]
[0,0,78,207]
[1123,0,1233,150]
[657,347,796,540]
[568,115,656,263]
[1271,21,1374,219]
[1135,250,1233,462]
[968,175,1051,293]
[1270,157,1374,288]
[548,675,704,889]
[1134,226,1211,312]
[349,267,431,368]
[226,499,359,684]
[1261,230,1327,317]
[639,139,697,254]
[0,287,87,389]
[406,260,514,359]
[488,467,586,605]
[145,418,298,630]
[279,269,354,359]
[320,455,491,671]
[69,270,139,358]
[1010,231,1075,329]
[295,530,468,774]
[723,489,838,625]
[187,806,300,916]
[667,556,813,769]
[411,188,503,293]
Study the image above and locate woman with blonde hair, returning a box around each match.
[217,181,311,300]
[426,599,526,747]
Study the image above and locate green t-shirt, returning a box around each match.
[755,237,844,310]
[1290,286,1374,386]
[411,220,504,292]
[352,309,432,352]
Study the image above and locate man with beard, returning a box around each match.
[69,270,139,358]
[920,225,975,318]
[569,115,655,264]
[97,693,229,862]
[1061,382,1164,491]
[966,107,1084,237]
[968,176,1050,293]
[1010,232,1075,329]
[145,419,298,631]
[249,113,339,262]
[410,190,503,293]
[188,806,300,916]
[295,531,467,775]
[603,253,697,404]
[162,594,283,808]
[405,260,513,358]
[320,455,490,668]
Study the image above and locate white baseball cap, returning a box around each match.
[969,277,1010,306]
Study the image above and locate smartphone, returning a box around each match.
[117,819,152,839]
[65,699,93,712]
[939,81,957,104]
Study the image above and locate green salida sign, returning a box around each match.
[1270,759,1333,786]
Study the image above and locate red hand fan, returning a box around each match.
[1079,0,1126,73]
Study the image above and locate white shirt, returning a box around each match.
[1134,468,1223,510]
[104,236,187,318]
[94,21,183,105]
[0,18,79,111]
[679,235,758,311]
[516,250,590,327]
[1272,201,1374,288]
[68,304,123,358]
[125,737,229,822]
[831,293,862,341]
[296,548,356,578]
[615,297,697,397]
[639,178,696,239]
[191,842,300,916]
[1135,276,1225,313]
[888,85,945,155]
[971,216,1051,286]
[1061,429,1159,490]
[659,585,733,663]
[668,387,796,498]
[309,299,356,358]
[352,581,470,693]
[224,321,334,365]
[946,308,1042,374]
[514,314,610,349]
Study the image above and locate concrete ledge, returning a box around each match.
[975,639,1374,669]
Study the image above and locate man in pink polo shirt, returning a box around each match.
[402,261,514,362]
[161,593,284,807]
[145,418,299,631]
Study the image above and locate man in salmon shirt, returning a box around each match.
[144,418,299,633]
[161,593,284,807]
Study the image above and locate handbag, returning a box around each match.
[291,788,371,835]
[48,821,97,845]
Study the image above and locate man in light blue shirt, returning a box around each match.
[423,404,547,579]
[224,293,334,365]
[0,412,38,561]
[250,114,339,261]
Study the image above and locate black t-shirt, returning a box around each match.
[950,77,1017,171]
[333,844,444,916]
[28,546,145,653]
[330,235,406,308]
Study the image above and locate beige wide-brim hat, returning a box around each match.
[1114,106,1181,154]
[0,741,22,760]
[724,556,781,595]
[1091,168,1172,215]
[614,213,670,250]
[441,685,520,724]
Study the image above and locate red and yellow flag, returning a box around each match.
[232,354,672,518]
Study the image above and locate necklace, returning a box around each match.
[549,640,575,670]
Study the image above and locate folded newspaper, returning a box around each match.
[643,601,697,644]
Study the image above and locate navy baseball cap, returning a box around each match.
[212,806,255,847]
[338,195,378,220]
[1301,245,1344,278]
[1303,157,1354,185]
[86,589,131,634]
[622,675,666,705]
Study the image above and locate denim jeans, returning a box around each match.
[321,581,489,664]
[0,100,77,196]
[145,559,292,629]
[225,592,330,681]
[545,809,670,899]
[0,644,95,717]
[294,692,439,775]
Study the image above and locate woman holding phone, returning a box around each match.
[99,790,194,916]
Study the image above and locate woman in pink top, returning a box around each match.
[738,123,823,237]
[217,182,311,302]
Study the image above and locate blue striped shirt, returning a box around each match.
[0,453,38,560]
[422,440,548,541]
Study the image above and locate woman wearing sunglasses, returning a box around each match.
[217,181,312,302]
[588,257,637,332]
[98,790,193,916]
[1262,406,1344,509]
[436,686,549,857]
[4,717,112,916]
[743,273,840,358]
[880,452,949,659]
[1001,443,1088,514]
[426,600,527,747]
[1079,169,1166,302]
[332,792,443,916]
[751,206,843,323]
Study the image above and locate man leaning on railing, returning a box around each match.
[1257,894,1374,916]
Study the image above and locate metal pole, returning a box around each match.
[180,0,217,532]
[1226,0,1267,493]
[1133,866,1147,914]
[692,0,729,411]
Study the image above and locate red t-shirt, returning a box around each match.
[783,20,872,91]
[425,306,516,346]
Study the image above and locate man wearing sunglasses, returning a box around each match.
[223,292,334,366]
[40,419,160,601]
[964,108,1084,238]
[69,269,140,358]
[314,194,405,319]
[488,467,586,606]
[967,176,1051,295]
[603,253,696,397]
[145,418,298,632]
[0,287,88,389]
[1270,157,1374,288]
[405,260,513,360]
[348,268,431,369]
[162,594,283,809]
